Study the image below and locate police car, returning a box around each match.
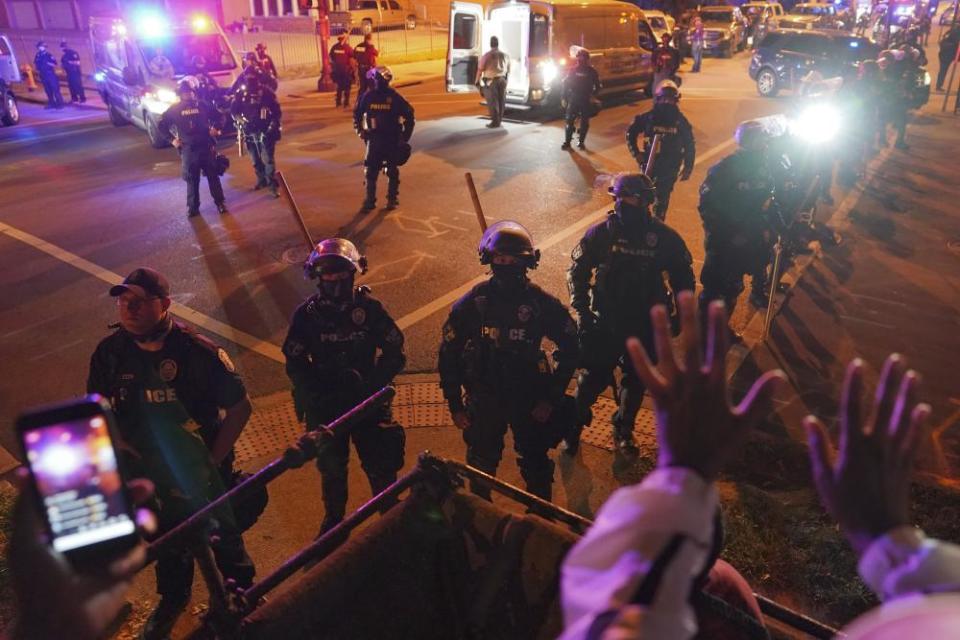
[89,12,240,147]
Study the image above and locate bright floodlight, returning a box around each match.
[136,12,169,38]
[791,103,841,145]
[192,15,211,32]
[539,60,559,86]
[40,444,82,477]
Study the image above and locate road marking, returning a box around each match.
[0,123,112,147]
[0,221,286,364]
[394,135,736,331]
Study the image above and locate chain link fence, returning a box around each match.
[5,11,448,84]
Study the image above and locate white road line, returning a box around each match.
[394,136,736,331]
[0,221,286,363]
[0,124,112,147]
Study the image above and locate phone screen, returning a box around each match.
[23,414,136,553]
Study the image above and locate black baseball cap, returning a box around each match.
[109,267,171,299]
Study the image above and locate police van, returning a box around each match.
[1,34,21,126]
[89,12,241,148]
[447,0,657,111]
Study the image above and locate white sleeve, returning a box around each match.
[859,527,960,601]
[559,468,719,640]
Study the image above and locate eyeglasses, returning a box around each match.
[116,296,160,310]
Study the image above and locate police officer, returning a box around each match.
[439,222,579,501]
[255,42,279,79]
[353,33,379,96]
[652,32,681,94]
[567,174,695,455]
[34,41,63,110]
[87,267,256,640]
[353,66,415,211]
[877,50,911,150]
[561,48,601,150]
[282,239,406,535]
[159,79,229,218]
[330,33,355,108]
[231,73,282,197]
[625,80,695,221]
[59,40,85,103]
[698,120,777,336]
[231,52,278,95]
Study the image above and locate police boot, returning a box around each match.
[386,196,399,210]
[561,138,572,150]
[253,178,268,190]
[561,424,584,456]
[187,209,200,218]
[520,459,555,502]
[577,137,586,150]
[140,595,189,640]
[611,418,639,457]
[216,202,229,215]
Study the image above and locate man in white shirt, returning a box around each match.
[475,36,510,128]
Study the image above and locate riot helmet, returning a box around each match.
[655,79,681,103]
[367,66,394,91]
[304,238,368,303]
[256,42,268,53]
[479,221,539,294]
[576,48,591,64]
[734,120,769,152]
[609,173,656,230]
[176,78,198,100]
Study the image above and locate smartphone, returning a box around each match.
[16,395,140,563]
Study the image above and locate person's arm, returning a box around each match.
[665,235,697,295]
[567,226,602,325]
[475,52,486,84]
[438,303,470,417]
[803,354,958,603]
[283,308,322,420]
[560,294,784,640]
[679,113,696,179]
[592,68,602,95]
[369,301,406,391]
[210,395,251,464]
[626,115,647,162]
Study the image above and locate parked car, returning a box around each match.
[697,6,749,57]
[741,2,785,46]
[643,9,676,42]
[0,34,21,126]
[331,0,417,35]
[749,29,880,96]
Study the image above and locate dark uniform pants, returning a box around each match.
[40,72,63,108]
[182,148,225,213]
[155,501,255,601]
[698,237,768,316]
[245,133,278,187]
[564,99,591,144]
[574,327,653,442]
[652,169,679,221]
[463,390,556,500]
[311,413,405,528]
[483,76,507,126]
[357,66,371,96]
[66,70,86,102]
[333,68,352,106]
[364,140,400,204]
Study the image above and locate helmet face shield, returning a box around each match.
[478,221,540,269]
[304,238,367,281]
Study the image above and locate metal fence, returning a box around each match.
[5,12,448,84]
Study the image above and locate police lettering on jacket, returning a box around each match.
[568,215,695,323]
[438,280,578,409]
[626,104,696,175]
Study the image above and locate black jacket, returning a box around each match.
[626,103,696,177]
[231,88,282,138]
[159,98,223,154]
[438,279,578,411]
[562,63,601,104]
[698,150,775,250]
[354,86,415,144]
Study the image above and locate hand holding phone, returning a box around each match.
[17,396,141,562]
[8,473,155,640]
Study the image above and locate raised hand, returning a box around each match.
[626,291,785,481]
[805,355,932,554]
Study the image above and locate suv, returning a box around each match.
[697,6,748,57]
[0,34,21,126]
[330,0,417,35]
[741,2,785,45]
[749,29,879,96]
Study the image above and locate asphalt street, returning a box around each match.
[0,51,781,455]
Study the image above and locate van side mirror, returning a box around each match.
[122,66,139,85]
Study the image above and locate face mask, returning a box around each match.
[491,264,528,293]
[318,273,355,303]
[615,201,651,232]
[653,102,679,118]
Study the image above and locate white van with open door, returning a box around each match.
[447,0,657,111]
[0,34,22,126]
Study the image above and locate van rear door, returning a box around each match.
[447,1,483,92]
[488,3,531,101]
[0,36,22,83]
